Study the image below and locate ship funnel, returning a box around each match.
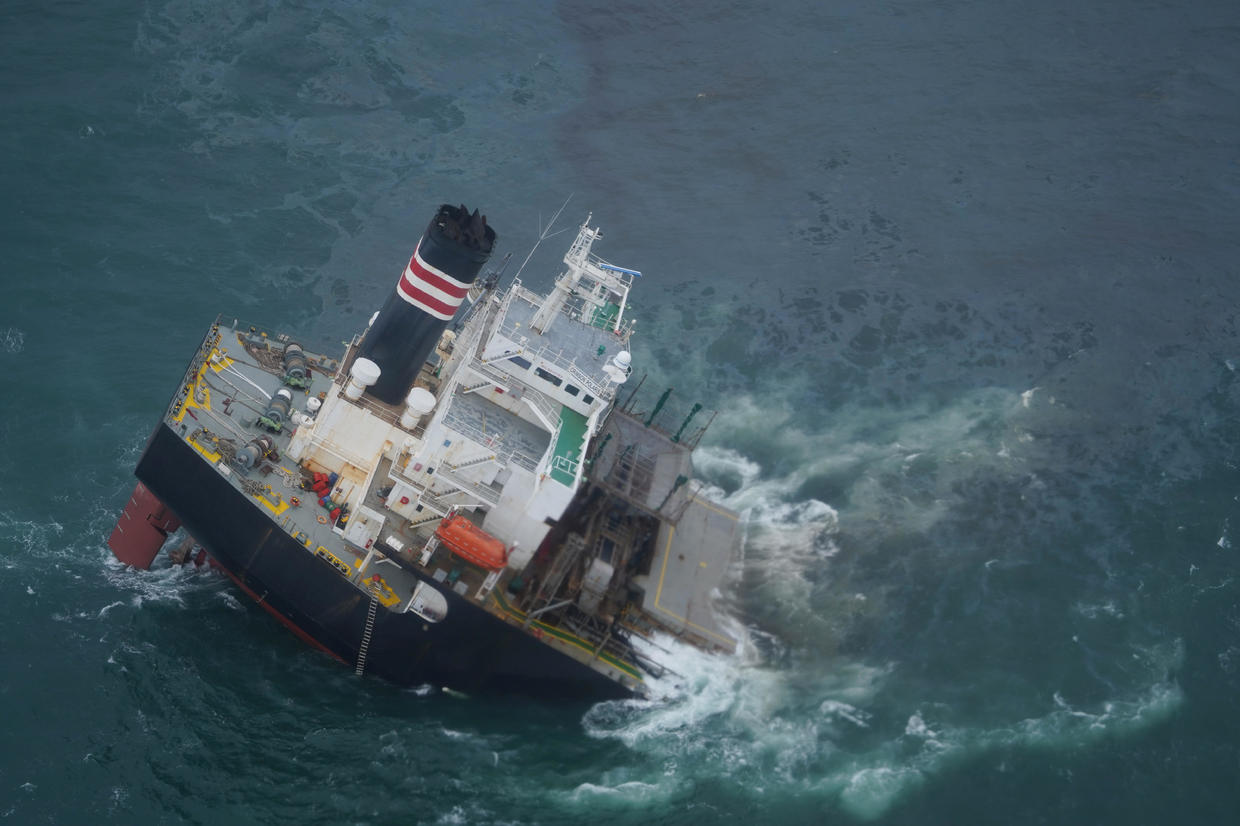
[359,203,497,405]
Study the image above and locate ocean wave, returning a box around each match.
[99,541,228,610]
[701,386,1043,533]
[828,666,1185,820]
[567,777,678,808]
[584,617,1183,820]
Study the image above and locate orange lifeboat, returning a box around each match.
[435,514,508,570]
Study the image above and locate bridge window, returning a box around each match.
[509,356,532,370]
[534,367,562,387]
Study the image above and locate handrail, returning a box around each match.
[435,465,502,507]
[491,317,612,398]
[494,282,625,399]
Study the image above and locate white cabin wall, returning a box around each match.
[482,473,577,569]
[481,467,546,567]
[289,391,420,509]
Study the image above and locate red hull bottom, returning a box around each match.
[108,482,181,569]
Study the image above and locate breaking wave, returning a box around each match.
[584,625,1182,819]
[581,388,1185,819]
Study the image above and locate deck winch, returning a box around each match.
[282,342,311,389]
[258,388,294,432]
[235,435,274,469]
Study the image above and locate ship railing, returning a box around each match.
[551,454,581,479]
[494,283,620,400]
[220,316,344,372]
[614,385,717,451]
[462,358,561,433]
[547,257,636,337]
[490,317,614,401]
[558,283,635,338]
[434,465,502,508]
[522,386,560,431]
[554,612,646,675]
[535,415,587,491]
[329,334,364,391]
[348,387,424,436]
[221,316,292,347]
[163,318,226,419]
[439,404,542,474]
[509,283,543,310]
[459,295,576,436]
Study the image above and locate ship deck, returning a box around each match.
[638,492,739,651]
[160,316,651,691]
[441,390,549,473]
[496,286,622,397]
[583,410,739,651]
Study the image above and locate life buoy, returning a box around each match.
[533,627,544,640]
[316,514,328,525]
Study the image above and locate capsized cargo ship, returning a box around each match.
[109,203,740,698]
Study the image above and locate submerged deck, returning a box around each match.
[639,492,739,651]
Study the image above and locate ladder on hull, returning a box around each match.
[355,595,379,676]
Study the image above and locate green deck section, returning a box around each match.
[590,301,621,331]
[549,407,588,486]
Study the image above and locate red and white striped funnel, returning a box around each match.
[359,204,497,405]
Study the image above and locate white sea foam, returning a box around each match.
[0,513,65,560]
[435,806,467,824]
[584,383,1182,819]
[568,779,676,807]
[840,766,924,820]
[706,387,1041,528]
[904,714,937,740]
[215,591,244,611]
[826,641,1185,819]
[820,699,871,728]
[0,327,24,354]
[97,601,124,618]
[585,537,1182,822]
[101,553,218,609]
[378,729,406,759]
[1073,600,1124,619]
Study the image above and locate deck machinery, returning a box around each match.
[109,204,740,698]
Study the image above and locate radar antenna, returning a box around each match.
[513,195,574,281]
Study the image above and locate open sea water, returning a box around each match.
[2,0,1239,822]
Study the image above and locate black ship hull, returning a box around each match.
[135,421,633,700]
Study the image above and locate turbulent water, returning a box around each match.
[3,0,1239,822]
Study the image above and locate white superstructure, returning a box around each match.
[287,218,638,568]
